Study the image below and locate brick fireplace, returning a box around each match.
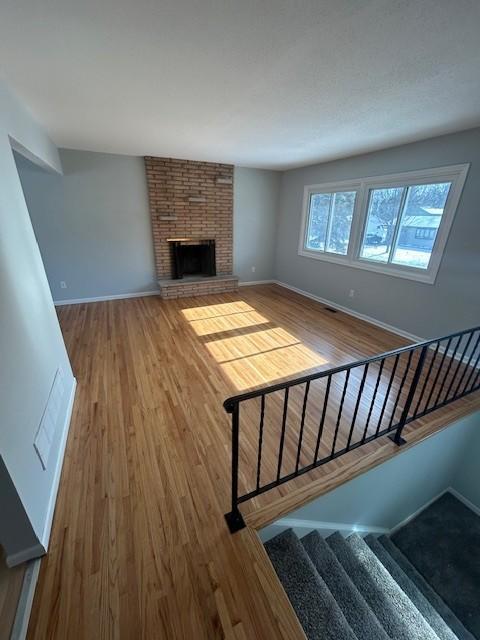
[145,156,238,298]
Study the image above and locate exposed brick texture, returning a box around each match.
[145,157,234,281]
[158,276,239,299]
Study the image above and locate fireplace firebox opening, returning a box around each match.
[169,239,216,279]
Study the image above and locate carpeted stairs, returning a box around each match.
[265,493,478,640]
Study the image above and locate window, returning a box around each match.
[298,165,469,284]
[359,182,451,270]
[305,191,356,255]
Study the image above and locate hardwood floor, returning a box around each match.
[27,284,480,639]
[0,552,25,639]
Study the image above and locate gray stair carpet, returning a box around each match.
[327,531,439,640]
[392,491,480,639]
[365,534,458,640]
[301,531,389,640]
[265,529,356,640]
[379,535,476,640]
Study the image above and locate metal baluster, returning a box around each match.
[388,351,413,430]
[434,335,461,405]
[276,388,290,482]
[470,363,480,391]
[346,364,369,450]
[224,402,246,533]
[413,342,439,416]
[424,337,452,412]
[313,375,331,464]
[444,332,474,402]
[453,331,480,397]
[295,381,310,474]
[223,325,480,534]
[255,395,266,491]
[390,345,428,445]
[362,359,385,443]
[463,339,480,393]
[376,354,400,436]
[331,370,350,455]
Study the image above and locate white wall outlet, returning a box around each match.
[251,266,256,273]
[60,281,67,289]
[349,289,355,298]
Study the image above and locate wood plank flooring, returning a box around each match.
[0,552,25,639]
[27,284,480,639]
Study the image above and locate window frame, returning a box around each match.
[301,185,361,258]
[298,164,469,284]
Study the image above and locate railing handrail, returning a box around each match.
[223,324,480,533]
[223,325,480,412]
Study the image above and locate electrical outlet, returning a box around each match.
[60,281,67,289]
[251,266,256,273]
[349,289,355,298]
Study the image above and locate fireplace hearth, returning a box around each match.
[169,239,216,279]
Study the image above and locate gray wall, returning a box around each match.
[15,149,158,302]
[452,424,480,508]
[275,128,480,338]
[16,153,281,301]
[233,167,280,282]
[0,81,75,563]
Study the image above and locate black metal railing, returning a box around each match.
[224,326,480,532]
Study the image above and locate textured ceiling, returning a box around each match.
[1,0,479,169]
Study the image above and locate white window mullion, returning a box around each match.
[351,185,369,260]
[324,192,336,252]
[387,186,409,264]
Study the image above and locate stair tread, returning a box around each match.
[379,535,476,640]
[365,534,458,640]
[302,531,389,640]
[265,529,357,640]
[327,531,440,640]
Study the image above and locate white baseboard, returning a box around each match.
[40,377,77,548]
[273,280,423,343]
[54,290,159,306]
[6,544,45,569]
[238,279,275,287]
[388,488,450,536]
[10,558,41,640]
[259,517,389,543]
[388,487,480,537]
[448,486,480,516]
[261,487,480,544]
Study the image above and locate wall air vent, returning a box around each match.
[33,368,65,470]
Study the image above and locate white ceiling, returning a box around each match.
[1,0,480,169]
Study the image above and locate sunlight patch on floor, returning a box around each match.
[205,327,328,389]
[187,310,270,337]
[182,301,329,389]
[181,301,254,321]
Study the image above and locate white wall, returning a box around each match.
[15,149,158,302]
[16,155,281,303]
[261,413,480,541]
[451,424,480,509]
[234,167,280,282]
[0,82,75,564]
